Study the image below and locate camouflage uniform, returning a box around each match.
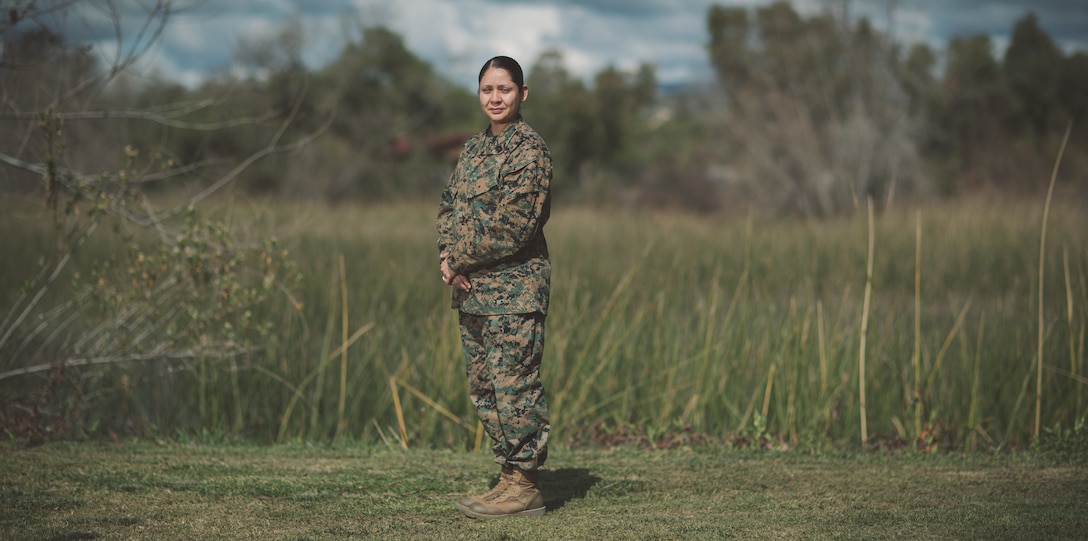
[437,117,551,470]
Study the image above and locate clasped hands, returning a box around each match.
[440,252,472,291]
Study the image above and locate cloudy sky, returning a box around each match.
[30,0,1088,89]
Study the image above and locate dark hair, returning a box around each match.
[478,56,524,88]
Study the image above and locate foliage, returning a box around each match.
[526,49,600,196]
[920,13,1087,194]
[4,199,1084,451]
[525,49,663,205]
[1004,14,1065,139]
[1034,418,1088,463]
[707,2,925,217]
[1,0,1086,452]
[0,2,311,441]
[0,142,299,440]
[6,3,1085,214]
[706,4,1086,208]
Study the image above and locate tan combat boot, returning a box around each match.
[461,468,545,519]
[455,465,513,513]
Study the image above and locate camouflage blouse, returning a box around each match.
[437,117,552,316]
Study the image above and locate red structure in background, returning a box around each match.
[390,132,474,163]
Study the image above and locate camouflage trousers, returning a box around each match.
[458,311,550,470]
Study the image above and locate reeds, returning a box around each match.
[1036,122,1072,440]
[0,199,1084,449]
[859,197,874,444]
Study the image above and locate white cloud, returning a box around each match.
[389,0,563,88]
[48,0,1088,90]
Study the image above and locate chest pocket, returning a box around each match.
[465,154,505,199]
[463,152,539,200]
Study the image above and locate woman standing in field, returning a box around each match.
[437,55,552,519]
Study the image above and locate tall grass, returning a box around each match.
[1036,123,1072,439]
[1,195,1085,451]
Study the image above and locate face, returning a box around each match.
[478,67,527,132]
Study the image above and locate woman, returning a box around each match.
[437,55,552,519]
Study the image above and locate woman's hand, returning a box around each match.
[440,252,472,291]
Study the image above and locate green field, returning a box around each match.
[1,195,1085,451]
[2,441,1086,540]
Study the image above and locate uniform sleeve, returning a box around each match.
[436,167,457,257]
[447,147,550,276]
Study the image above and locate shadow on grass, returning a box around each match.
[473,468,600,512]
[541,468,601,511]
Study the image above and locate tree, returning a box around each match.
[932,34,1015,190]
[1059,52,1088,127]
[526,49,596,195]
[901,43,937,114]
[1003,13,1064,140]
[295,23,473,200]
[706,0,923,217]
[0,1,322,439]
[593,63,656,168]
[525,49,667,205]
[706,5,751,92]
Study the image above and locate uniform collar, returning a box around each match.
[468,116,527,156]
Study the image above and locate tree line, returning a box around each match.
[707,3,1087,216]
[1,1,1085,216]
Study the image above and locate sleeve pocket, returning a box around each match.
[502,158,542,195]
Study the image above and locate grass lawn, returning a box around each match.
[2,441,1085,540]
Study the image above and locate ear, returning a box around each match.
[520,85,529,103]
